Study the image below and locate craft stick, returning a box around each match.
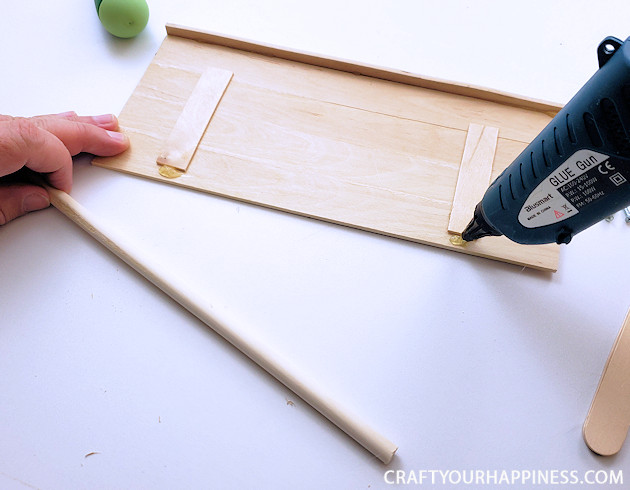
[165,24,563,115]
[157,67,233,172]
[46,185,397,464]
[448,123,499,235]
[583,308,630,456]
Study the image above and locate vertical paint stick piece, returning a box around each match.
[157,67,233,172]
[448,123,499,235]
[583,308,630,456]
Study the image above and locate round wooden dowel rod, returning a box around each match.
[46,186,398,464]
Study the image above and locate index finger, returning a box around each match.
[30,117,129,157]
[31,112,122,131]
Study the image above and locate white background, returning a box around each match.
[1,1,629,488]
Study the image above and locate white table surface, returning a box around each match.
[1,1,630,488]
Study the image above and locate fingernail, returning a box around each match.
[55,111,77,118]
[23,193,50,213]
[106,130,128,143]
[94,114,115,126]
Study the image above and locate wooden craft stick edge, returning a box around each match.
[165,23,563,115]
[583,308,630,456]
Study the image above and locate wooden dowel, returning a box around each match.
[46,185,398,464]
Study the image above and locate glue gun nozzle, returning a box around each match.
[461,203,502,242]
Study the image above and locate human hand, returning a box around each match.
[0,111,130,225]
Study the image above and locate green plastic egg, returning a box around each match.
[96,0,149,39]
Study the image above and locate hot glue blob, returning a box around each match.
[95,0,149,39]
[449,234,467,246]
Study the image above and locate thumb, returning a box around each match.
[0,185,50,225]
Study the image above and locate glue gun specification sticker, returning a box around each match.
[518,150,626,228]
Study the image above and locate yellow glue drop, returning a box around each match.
[158,164,184,179]
[449,234,467,246]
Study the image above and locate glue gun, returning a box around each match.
[462,36,630,245]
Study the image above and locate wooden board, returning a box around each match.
[93,24,563,272]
